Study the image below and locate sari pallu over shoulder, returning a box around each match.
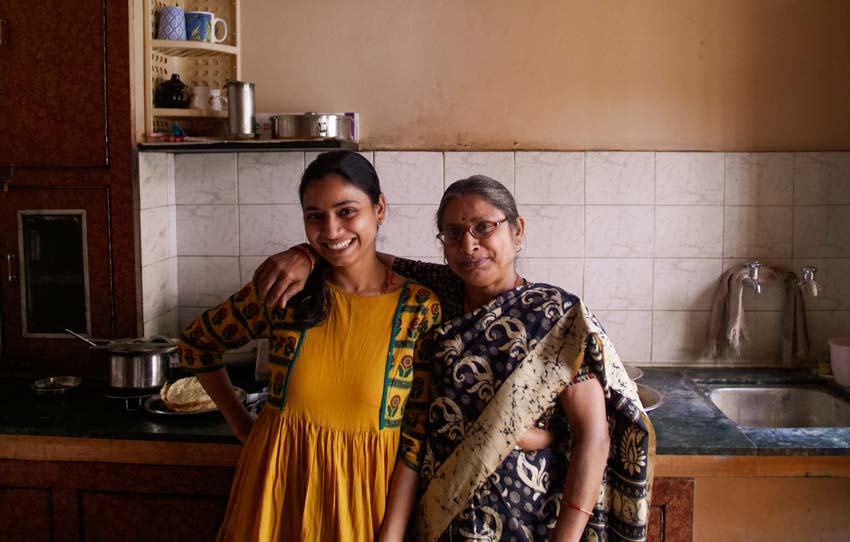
[413,284,655,542]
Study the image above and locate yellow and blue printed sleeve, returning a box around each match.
[398,288,442,471]
[178,282,275,373]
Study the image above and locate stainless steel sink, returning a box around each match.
[708,386,850,428]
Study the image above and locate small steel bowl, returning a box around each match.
[31,376,82,396]
[625,365,644,381]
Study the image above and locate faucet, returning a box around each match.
[799,265,820,297]
[743,261,762,294]
[801,266,817,281]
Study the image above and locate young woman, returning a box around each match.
[178,151,441,541]
[254,176,655,542]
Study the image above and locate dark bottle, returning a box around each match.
[155,74,190,108]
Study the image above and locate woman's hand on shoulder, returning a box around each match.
[253,246,313,309]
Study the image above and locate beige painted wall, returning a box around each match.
[242,0,850,150]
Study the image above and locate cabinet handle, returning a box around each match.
[5,254,15,283]
[0,19,7,48]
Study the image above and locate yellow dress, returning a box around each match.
[179,281,441,542]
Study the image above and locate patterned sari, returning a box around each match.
[407,282,655,542]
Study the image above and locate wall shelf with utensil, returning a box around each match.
[151,108,228,119]
[142,0,240,136]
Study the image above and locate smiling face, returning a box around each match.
[440,194,524,294]
[301,173,386,268]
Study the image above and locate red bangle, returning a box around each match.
[565,501,593,517]
[291,243,316,272]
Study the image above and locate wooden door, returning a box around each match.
[0,0,108,168]
[0,185,115,377]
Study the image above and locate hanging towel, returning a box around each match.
[706,264,784,359]
[705,266,749,358]
[782,274,821,366]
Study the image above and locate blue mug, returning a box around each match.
[185,11,228,43]
[157,6,186,41]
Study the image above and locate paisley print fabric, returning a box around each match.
[409,283,655,542]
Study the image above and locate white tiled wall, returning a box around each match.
[138,150,850,366]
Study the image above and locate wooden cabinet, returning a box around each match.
[142,0,241,137]
[0,459,232,542]
[0,186,117,377]
[0,1,139,376]
[0,1,109,168]
[648,477,695,542]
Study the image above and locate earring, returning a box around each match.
[377,219,383,228]
[516,242,524,254]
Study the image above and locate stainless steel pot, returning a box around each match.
[271,112,354,141]
[95,338,178,391]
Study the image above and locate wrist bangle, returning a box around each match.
[565,501,593,517]
[291,243,316,272]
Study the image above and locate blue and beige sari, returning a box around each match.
[395,260,654,542]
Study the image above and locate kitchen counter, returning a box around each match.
[2,369,850,474]
[642,367,850,456]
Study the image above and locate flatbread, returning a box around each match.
[160,377,217,413]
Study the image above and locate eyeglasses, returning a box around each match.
[436,219,507,245]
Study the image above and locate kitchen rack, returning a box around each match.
[142,0,240,136]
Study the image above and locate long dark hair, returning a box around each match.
[290,151,383,327]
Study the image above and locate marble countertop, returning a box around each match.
[2,368,849,455]
[641,367,850,455]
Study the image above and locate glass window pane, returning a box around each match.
[20,212,88,335]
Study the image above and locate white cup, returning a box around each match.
[208,89,227,111]
[190,86,210,109]
[829,338,850,387]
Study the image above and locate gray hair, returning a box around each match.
[436,175,520,232]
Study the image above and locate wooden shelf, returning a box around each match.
[151,108,228,119]
[151,39,237,57]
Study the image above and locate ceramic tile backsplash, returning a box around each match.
[585,206,653,258]
[141,257,177,323]
[655,206,723,258]
[138,150,850,366]
[444,152,515,191]
[794,153,850,205]
[594,310,653,363]
[655,152,724,205]
[653,259,722,311]
[793,206,850,258]
[583,258,653,310]
[178,256,241,307]
[723,206,793,258]
[237,152,304,204]
[585,152,654,205]
[519,205,584,257]
[517,258,583,296]
[138,152,174,209]
[724,153,794,205]
[239,204,305,256]
[174,153,238,204]
[652,311,711,364]
[140,206,176,266]
[376,151,444,205]
[515,152,584,205]
[378,204,441,258]
[177,205,239,256]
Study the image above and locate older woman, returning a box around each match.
[255,175,654,542]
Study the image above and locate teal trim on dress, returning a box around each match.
[379,282,409,430]
[280,328,307,409]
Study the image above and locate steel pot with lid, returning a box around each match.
[67,331,178,393]
[271,112,354,141]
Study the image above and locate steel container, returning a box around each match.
[226,80,256,139]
